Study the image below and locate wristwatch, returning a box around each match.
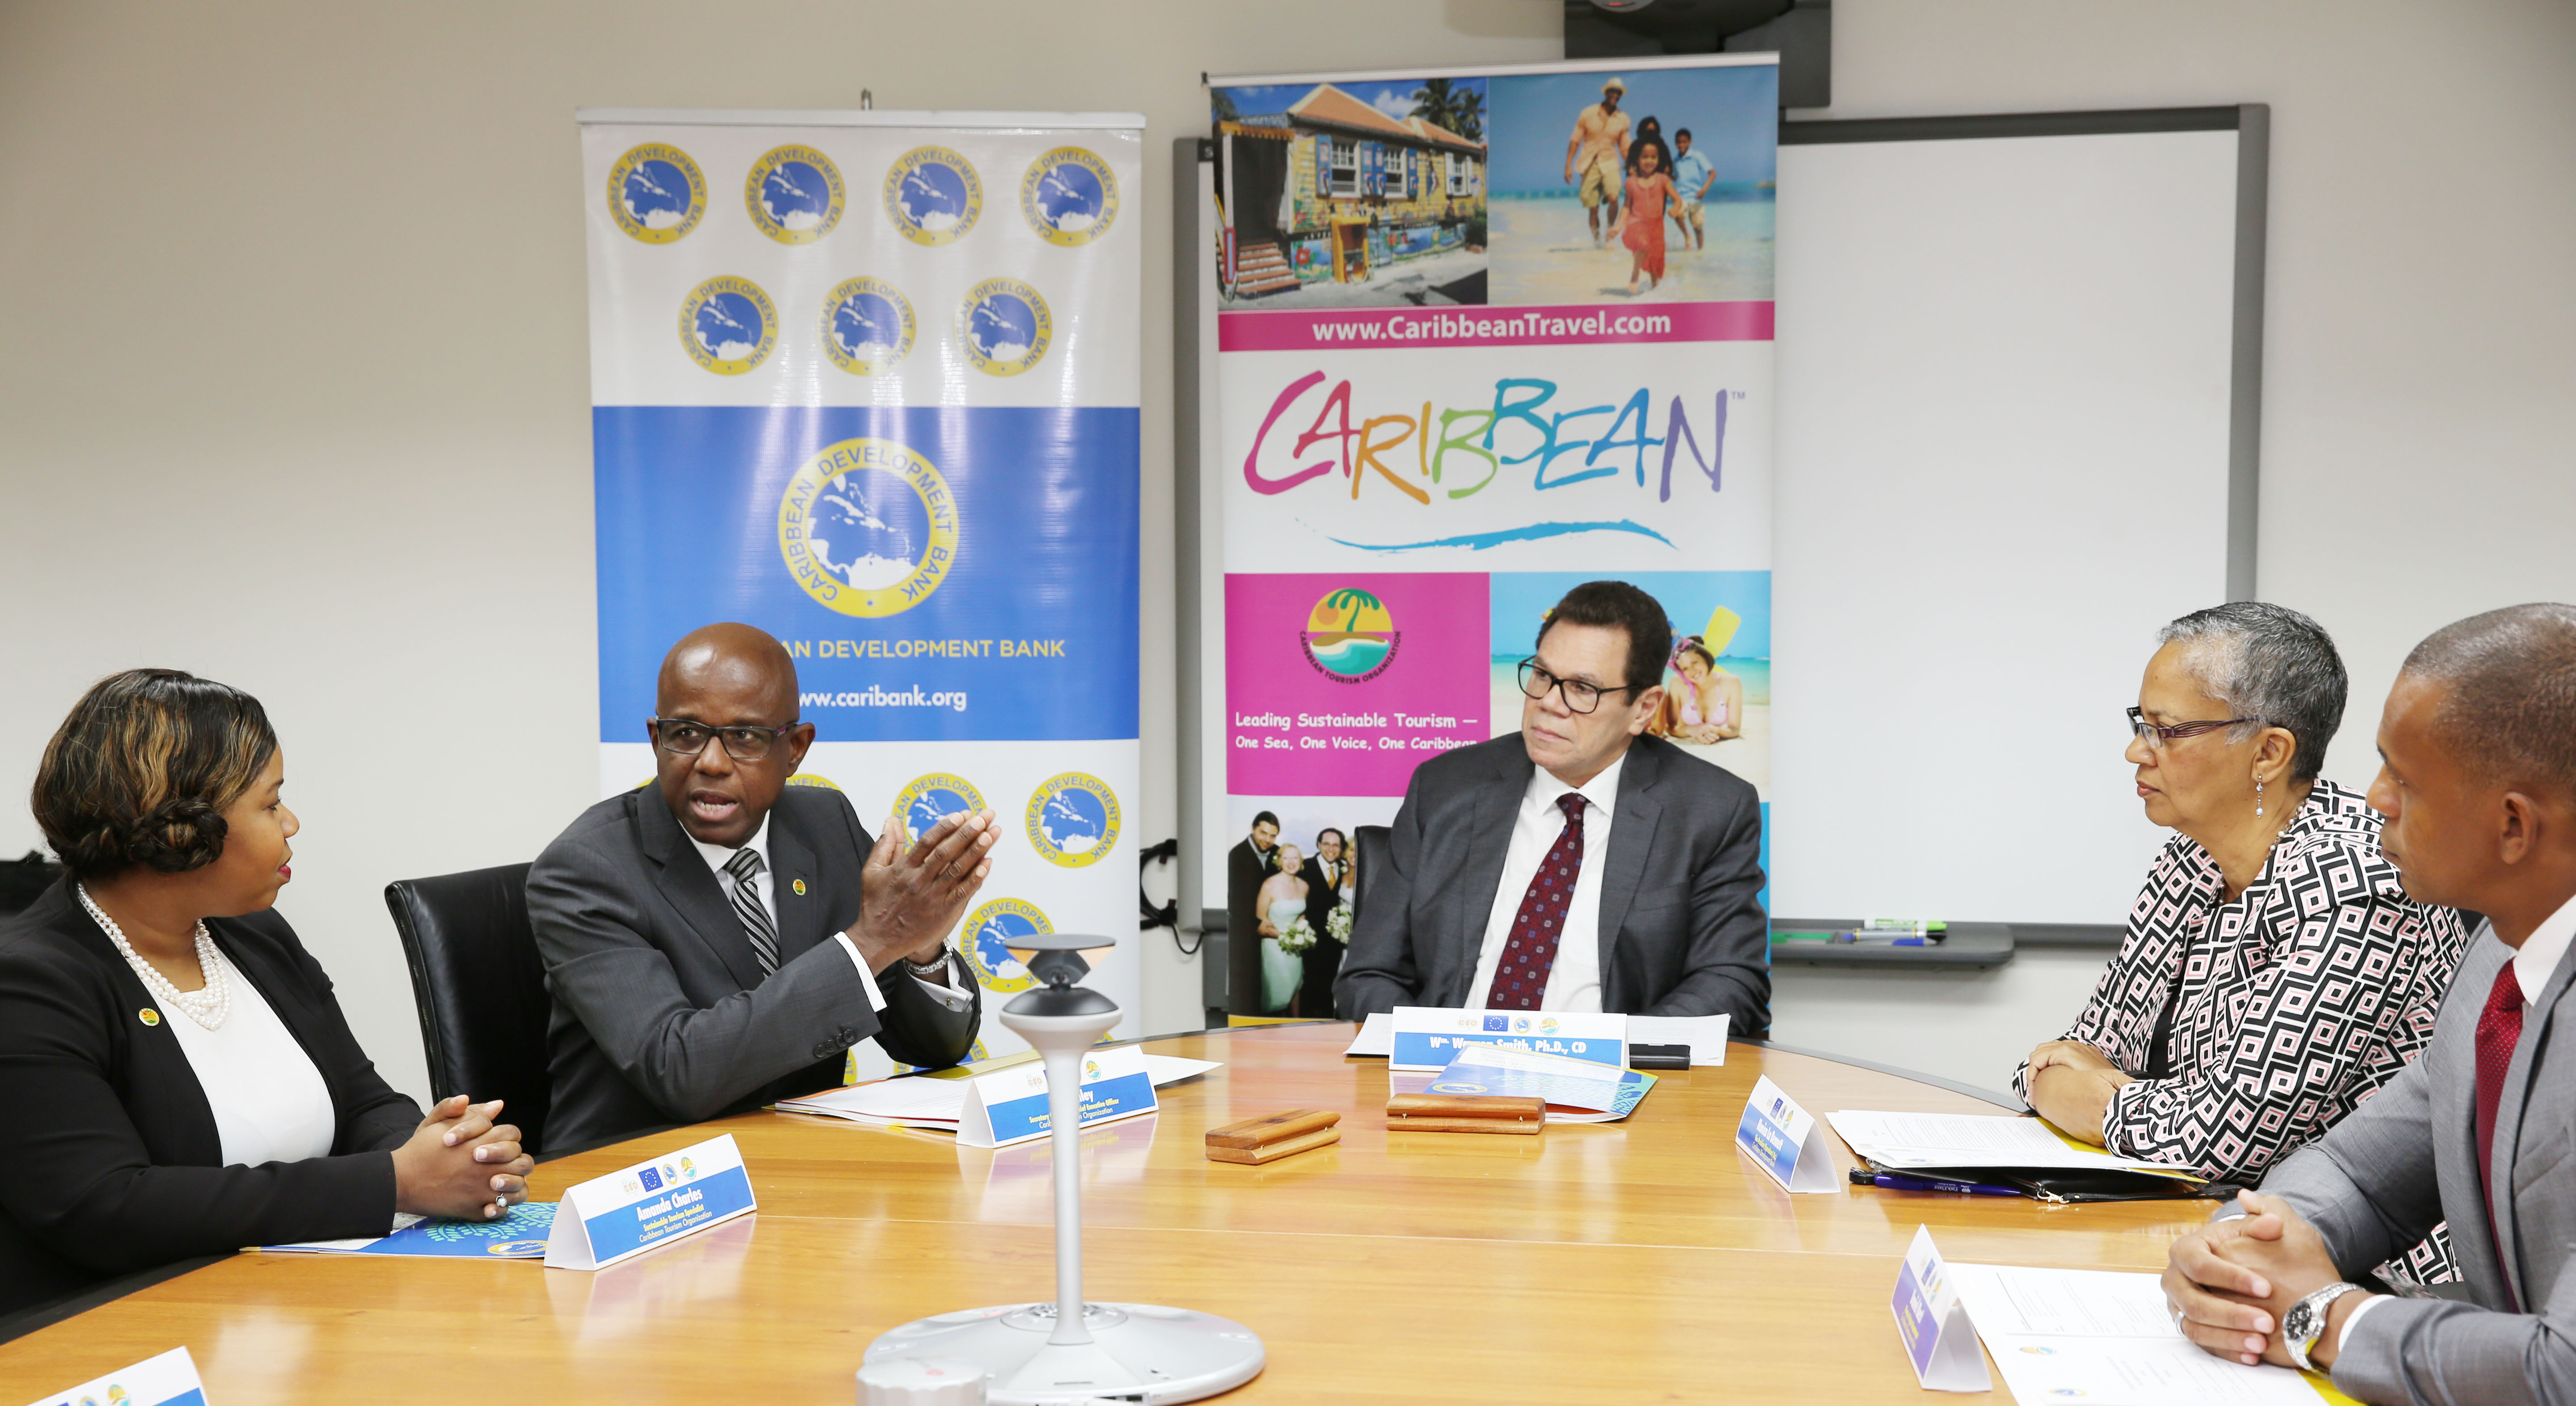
[2282,1281,2364,1372]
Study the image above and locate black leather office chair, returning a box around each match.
[1351,825,1392,927]
[385,863,552,1153]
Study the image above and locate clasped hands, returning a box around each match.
[846,808,998,974]
[2164,1190,2355,1371]
[2023,1039,2134,1145]
[391,1095,533,1221]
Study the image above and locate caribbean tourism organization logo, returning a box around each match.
[745,144,845,244]
[960,278,1051,376]
[1301,587,1399,682]
[777,436,958,617]
[821,276,913,375]
[964,897,1051,995]
[678,275,776,375]
[608,142,705,243]
[1026,773,1121,868]
[884,146,982,246]
[893,773,987,844]
[1021,147,1118,246]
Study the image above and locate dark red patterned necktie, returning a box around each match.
[2474,960,2525,1310]
[1487,793,1589,1010]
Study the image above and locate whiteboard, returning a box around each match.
[1180,108,2268,932]
[1768,109,2264,925]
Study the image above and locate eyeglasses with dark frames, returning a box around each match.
[1517,658,1640,716]
[2126,706,2262,750]
[649,717,802,763]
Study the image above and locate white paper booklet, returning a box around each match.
[1828,1109,2196,1173]
[1947,1263,2334,1406]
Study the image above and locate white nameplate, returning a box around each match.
[956,1043,1159,1149]
[1891,1225,1991,1391]
[23,1347,204,1406]
[544,1132,757,1271]
[1386,1005,1627,1072]
[1735,1074,1839,1192]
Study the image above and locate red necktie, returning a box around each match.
[1487,794,1588,1011]
[2474,960,2525,1310]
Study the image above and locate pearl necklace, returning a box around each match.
[77,883,230,1030]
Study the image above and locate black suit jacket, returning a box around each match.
[528,785,982,1151]
[1335,733,1771,1033]
[0,880,420,1318]
[1301,856,1348,938]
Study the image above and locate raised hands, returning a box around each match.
[850,808,997,971]
[392,1095,533,1221]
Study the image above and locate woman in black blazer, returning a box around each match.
[0,669,532,1319]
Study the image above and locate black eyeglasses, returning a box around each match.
[2126,706,2260,750]
[1517,658,1639,715]
[650,717,801,762]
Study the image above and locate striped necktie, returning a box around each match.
[724,847,781,975]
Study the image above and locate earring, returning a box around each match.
[2254,775,2265,817]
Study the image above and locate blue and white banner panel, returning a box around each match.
[580,109,1146,1052]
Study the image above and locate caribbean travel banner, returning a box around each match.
[1205,56,1776,914]
[580,109,1144,1059]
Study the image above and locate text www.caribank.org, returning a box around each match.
[801,687,968,712]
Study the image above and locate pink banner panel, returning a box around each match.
[1216,301,1774,353]
[1225,572,1491,796]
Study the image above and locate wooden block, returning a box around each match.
[1385,1093,1546,1121]
[1205,1126,1342,1164]
[1205,1107,1342,1151]
[1385,1115,1544,1135]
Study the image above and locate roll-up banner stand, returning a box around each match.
[1199,58,1776,1012]
[580,108,1145,1060]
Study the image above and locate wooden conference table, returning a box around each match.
[0,1025,2220,1404]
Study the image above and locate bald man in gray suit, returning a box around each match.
[2165,604,2576,1405]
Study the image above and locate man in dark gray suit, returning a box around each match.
[530,623,993,1150]
[1335,580,1768,1033]
[2165,604,2576,1404]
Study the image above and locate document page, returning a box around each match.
[1829,1109,2194,1172]
[1947,1264,2332,1406]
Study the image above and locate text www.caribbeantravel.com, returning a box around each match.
[801,687,967,712]
[1306,310,1675,342]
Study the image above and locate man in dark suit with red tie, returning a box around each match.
[2163,604,2576,1404]
[1334,580,1769,1033]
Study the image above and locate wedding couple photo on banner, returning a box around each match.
[1205,54,1779,1009]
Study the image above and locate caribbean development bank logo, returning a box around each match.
[1301,587,1398,682]
[1026,773,1120,868]
[884,146,981,245]
[678,275,776,375]
[893,773,986,844]
[961,279,1051,377]
[608,143,705,243]
[964,897,1051,994]
[1021,147,1118,246]
[822,277,914,375]
[745,144,845,244]
[777,436,958,617]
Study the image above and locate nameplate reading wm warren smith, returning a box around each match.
[543,1132,757,1270]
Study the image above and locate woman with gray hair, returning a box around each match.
[2013,603,2467,1276]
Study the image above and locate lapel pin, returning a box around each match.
[792,878,807,896]
[139,1008,161,1027]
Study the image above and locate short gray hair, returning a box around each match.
[2400,603,2576,799]
[2156,602,2347,784]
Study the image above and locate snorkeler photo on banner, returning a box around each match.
[580,108,1145,1055]
[1204,57,1776,1013]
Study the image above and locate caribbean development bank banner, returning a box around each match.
[580,108,1144,1055]
[1205,56,1775,920]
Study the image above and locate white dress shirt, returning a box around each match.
[1465,751,1625,1012]
[690,818,971,1011]
[2333,889,2576,1356]
[163,947,336,1168]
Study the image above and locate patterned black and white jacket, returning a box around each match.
[2012,780,2470,1184]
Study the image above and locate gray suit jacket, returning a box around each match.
[529,785,980,1150]
[2258,922,2576,1406]
[1333,733,1770,1033]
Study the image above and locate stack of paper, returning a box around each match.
[1828,1110,2197,1175]
[776,1053,1221,1130]
[1948,1263,2333,1405]
[1339,1010,1730,1065]
[1425,1044,1657,1123]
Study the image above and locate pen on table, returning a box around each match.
[1847,1166,2021,1196]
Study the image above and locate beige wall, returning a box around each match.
[2,0,2569,1100]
